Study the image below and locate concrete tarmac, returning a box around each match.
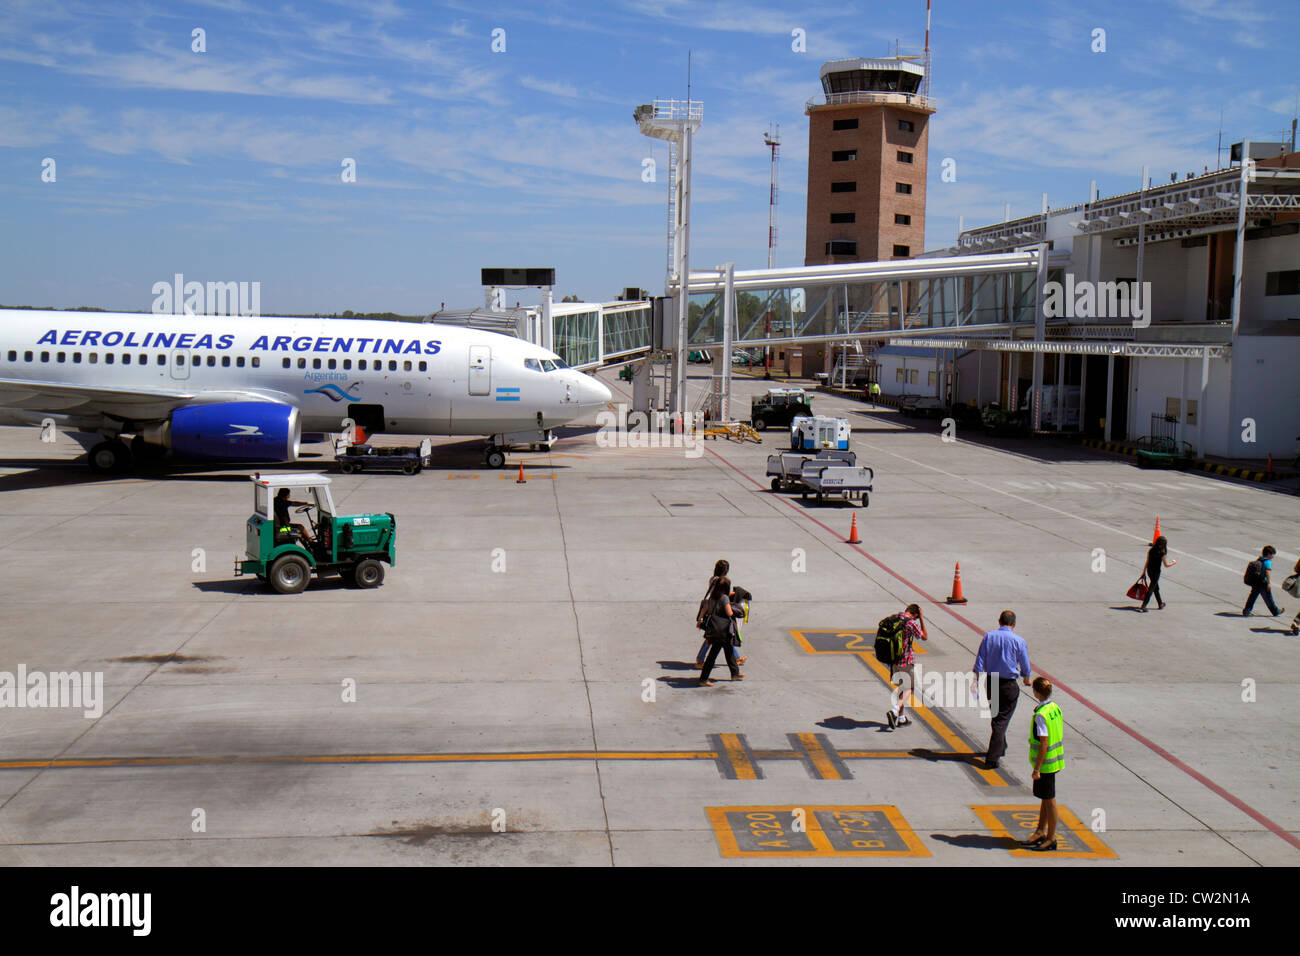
[0,372,1296,866]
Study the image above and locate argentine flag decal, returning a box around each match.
[495,387,521,402]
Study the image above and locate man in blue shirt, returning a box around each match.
[972,610,1033,770]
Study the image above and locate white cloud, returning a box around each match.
[520,75,580,99]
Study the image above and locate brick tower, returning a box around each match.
[804,56,935,265]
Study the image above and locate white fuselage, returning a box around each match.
[0,310,612,437]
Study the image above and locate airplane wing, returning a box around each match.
[0,378,293,420]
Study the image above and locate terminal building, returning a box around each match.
[929,147,1300,459]
[490,58,1299,462]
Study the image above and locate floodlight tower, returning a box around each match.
[762,125,781,376]
[765,125,781,268]
[635,98,703,417]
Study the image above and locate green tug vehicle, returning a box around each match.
[235,473,396,594]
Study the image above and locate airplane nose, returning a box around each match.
[577,374,612,407]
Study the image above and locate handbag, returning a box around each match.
[706,597,733,644]
[1126,574,1149,602]
[1283,574,1300,599]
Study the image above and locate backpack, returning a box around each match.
[874,614,906,666]
[1244,560,1264,587]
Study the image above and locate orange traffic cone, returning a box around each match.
[1152,516,1161,543]
[946,562,968,604]
[847,513,860,544]
[516,462,526,483]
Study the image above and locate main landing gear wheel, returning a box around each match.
[269,554,311,594]
[88,439,132,475]
[484,447,506,469]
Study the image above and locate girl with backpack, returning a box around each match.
[886,604,926,728]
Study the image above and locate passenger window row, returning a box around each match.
[278,357,427,372]
[4,351,429,373]
[6,350,261,368]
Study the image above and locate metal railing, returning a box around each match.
[806,90,936,111]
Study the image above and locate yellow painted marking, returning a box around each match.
[794,733,843,780]
[837,751,915,759]
[789,629,928,655]
[708,805,930,858]
[445,475,480,480]
[970,805,1118,859]
[790,628,1005,787]
[857,652,1007,787]
[0,750,719,771]
[717,734,760,780]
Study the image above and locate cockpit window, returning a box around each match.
[524,358,543,372]
[541,359,557,372]
[551,358,569,369]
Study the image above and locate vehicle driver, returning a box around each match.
[274,488,315,546]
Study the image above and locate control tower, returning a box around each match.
[804,56,936,266]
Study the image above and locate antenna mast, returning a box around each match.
[764,125,780,268]
[922,0,932,102]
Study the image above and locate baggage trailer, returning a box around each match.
[336,438,433,475]
[797,459,873,506]
[765,449,856,492]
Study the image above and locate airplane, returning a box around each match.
[0,309,613,472]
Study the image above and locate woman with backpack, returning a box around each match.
[698,576,743,686]
[695,560,732,668]
[1139,536,1177,612]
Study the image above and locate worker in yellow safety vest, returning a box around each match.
[1022,676,1064,851]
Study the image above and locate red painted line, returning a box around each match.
[696,433,1300,854]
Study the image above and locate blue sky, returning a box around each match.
[1,0,1296,314]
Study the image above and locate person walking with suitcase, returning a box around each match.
[1242,546,1286,618]
[698,577,743,686]
[1139,535,1177,611]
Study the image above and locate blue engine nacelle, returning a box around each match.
[168,402,301,462]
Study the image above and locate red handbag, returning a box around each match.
[1126,575,1149,601]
